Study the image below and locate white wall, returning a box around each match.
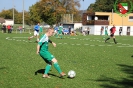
[74,23,82,30]
[82,25,95,34]
[130,26,133,36]
[4,19,14,26]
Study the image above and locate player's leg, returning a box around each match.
[59,31,63,39]
[28,31,36,40]
[36,32,39,42]
[52,58,66,77]
[113,35,117,44]
[43,60,52,78]
[105,35,111,42]
[54,30,58,38]
[40,52,52,78]
[103,31,106,39]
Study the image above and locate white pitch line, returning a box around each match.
[98,45,105,46]
[117,46,126,47]
[76,44,81,45]
[6,37,9,39]
[125,46,133,47]
[12,37,28,38]
[90,45,95,46]
[107,45,113,46]
[84,44,89,45]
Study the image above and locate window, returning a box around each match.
[129,16,133,21]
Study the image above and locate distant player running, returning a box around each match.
[105,25,117,44]
[54,25,58,38]
[36,28,66,78]
[58,24,63,39]
[28,23,40,42]
[39,25,43,38]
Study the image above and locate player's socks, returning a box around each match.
[30,36,34,38]
[55,34,58,38]
[106,37,110,40]
[44,64,51,74]
[54,62,62,74]
[105,37,110,42]
[61,35,63,39]
[113,38,117,44]
[37,38,39,42]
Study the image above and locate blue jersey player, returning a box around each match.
[28,23,40,42]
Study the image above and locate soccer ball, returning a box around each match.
[68,70,76,78]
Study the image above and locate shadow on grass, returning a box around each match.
[0,67,6,70]
[35,69,62,78]
[131,55,133,57]
[95,64,133,88]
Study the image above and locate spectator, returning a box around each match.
[19,26,22,33]
[119,27,122,36]
[68,26,71,35]
[7,25,11,33]
[87,27,90,35]
[100,26,104,35]
[3,24,6,33]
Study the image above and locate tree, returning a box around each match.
[29,3,42,24]
[29,0,80,25]
[0,10,12,19]
[87,0,116,12]
[0,9,31,24]
[87,0,133,13]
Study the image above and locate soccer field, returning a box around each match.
[0,33,133,88]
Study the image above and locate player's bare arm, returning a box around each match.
[48,39,56,47]
[36,44,40,54]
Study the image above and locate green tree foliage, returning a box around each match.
[87,0,133,13]
[0,9,31,24]
[29,0,80,26]
[0,9,12,19]
[29,0,66,25]
[87,0,116,12]
[29,3,42,24]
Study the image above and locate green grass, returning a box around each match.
[0,33,133,88]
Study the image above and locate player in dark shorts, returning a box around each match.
[105,25,117,44]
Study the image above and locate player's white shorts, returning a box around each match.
[54,30,57,33]
[34,31,39,36]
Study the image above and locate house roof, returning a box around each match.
[0,18,5,23]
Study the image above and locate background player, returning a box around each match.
[28,23,40,42]
[58,23,63,39]
[105,25,117,44]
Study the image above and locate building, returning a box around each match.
[82,12,133,36]
[0,18,14,26]
[4,19,14,26]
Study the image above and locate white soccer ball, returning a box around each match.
[68,70,76,78]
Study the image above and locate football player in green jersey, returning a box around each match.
[58,23,63,39]
[36,28,66,78]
